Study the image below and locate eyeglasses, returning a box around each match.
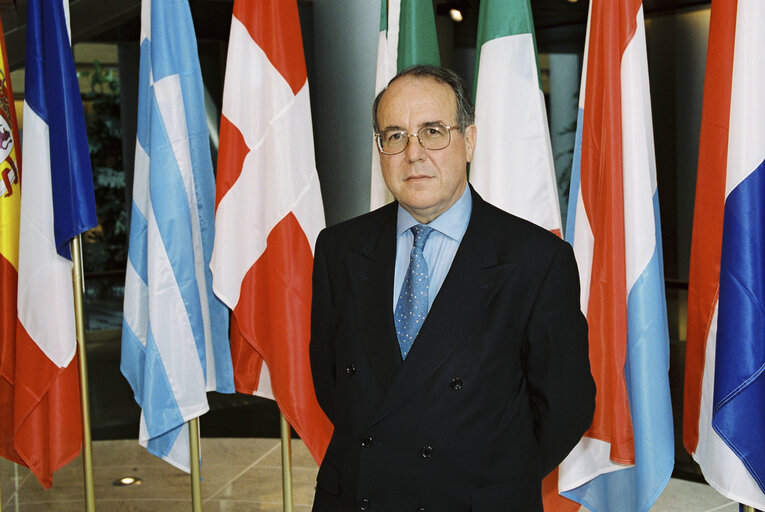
[375,122,454,155]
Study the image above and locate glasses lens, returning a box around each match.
[379,129,408,154]
[418,124,450,150]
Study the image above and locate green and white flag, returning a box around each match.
[468,0,562,234]
[370,0,440,210]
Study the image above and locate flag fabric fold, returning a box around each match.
[121,0,234,472]
[469,0,562,237]
[370,0,440,210]
[0,0,98,488]
[210,0,331,464]
[683,1,765,508]
[561,1,674,511]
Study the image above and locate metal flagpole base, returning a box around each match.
[189,418,202,512]
[280,413,293,512]
[70,235,96,511]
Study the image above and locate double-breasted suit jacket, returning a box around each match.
[310,189,595,512]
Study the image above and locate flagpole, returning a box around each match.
[280,413,293,512]
[70,234,96,512]
[189,418,202,512]
[742,506,755,512]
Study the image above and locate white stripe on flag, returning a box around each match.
[470,34,561,232]
[16,104,76,368]
[621,7,657,291]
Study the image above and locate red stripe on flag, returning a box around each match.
[682,0,736,455]
[233,0,307,96]
[215,114,250,209]
[1,317,82,488]
[230,212,332,463]
[0,254,19,462]
[542,468,581,512]
[579,0,642,465]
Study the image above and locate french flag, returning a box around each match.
[561,1,674,511]
[210,0,332,464]
[683,1,765,509]
[8,0,97,488]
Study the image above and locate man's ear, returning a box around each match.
[464,124,477,163]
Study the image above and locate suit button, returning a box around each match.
[359,498,370,510]
[421,445,433,458]
[450,377,463,390]
[346,364,356,375]
[361,436,373,448]
[417,508,426,512]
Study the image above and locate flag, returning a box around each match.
[370,0,440,210]
[121,0,234,472]
[468,3,566,507]
[0,10,24,473]
[469,0,562,237]
[210,0,331,464]
[0,0,98,488]
[683,1,765,508]
[560,1,674,511]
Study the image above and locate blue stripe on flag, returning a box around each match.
[127,203,149,284]
[136,39,152,150]
[714,158,765,493]
[24,0,97,259]
[121,318,146,403]
[563,193,674,512]
[564,108,584,243]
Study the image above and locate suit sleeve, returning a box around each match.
[310,230,336,423]
[524,241,595,477]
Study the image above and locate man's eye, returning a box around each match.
[387,132,405,142]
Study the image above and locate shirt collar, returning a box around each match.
[396,184,472,242]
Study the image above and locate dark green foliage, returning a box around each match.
[79,60,127,274]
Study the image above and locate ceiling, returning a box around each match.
[0,0,711,70]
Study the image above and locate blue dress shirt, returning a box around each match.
[393,185,472,312]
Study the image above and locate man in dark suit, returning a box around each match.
[310,65,595,512]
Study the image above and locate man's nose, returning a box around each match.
[405,133,426,161]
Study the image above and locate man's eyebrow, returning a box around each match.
[380,121,446,132]
[380,124,406,132]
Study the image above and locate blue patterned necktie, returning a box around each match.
[394,224,433,359]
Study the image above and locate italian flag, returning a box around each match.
[370,0,440,210]
[468,0,562,236]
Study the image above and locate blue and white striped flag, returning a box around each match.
[121,0,234,471]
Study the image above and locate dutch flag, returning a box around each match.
[683,1,765,509]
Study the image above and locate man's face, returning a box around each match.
[376,76,476,224]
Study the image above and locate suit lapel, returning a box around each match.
[369,194,515,426]
[346,205,401,390]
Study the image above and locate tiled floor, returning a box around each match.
[1,439,739,511]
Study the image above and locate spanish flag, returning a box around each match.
[0,12,24,473]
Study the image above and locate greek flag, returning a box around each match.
[121,0,233,471]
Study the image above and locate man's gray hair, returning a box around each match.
[372,65,475,134]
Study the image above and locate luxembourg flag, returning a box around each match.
[0,0,98,488]
[370,0,440,210]
[683,1,765,509]
[469,0,562,236]
[210,0,332,464]
[121,0,234,471]
[560,1,674,511]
